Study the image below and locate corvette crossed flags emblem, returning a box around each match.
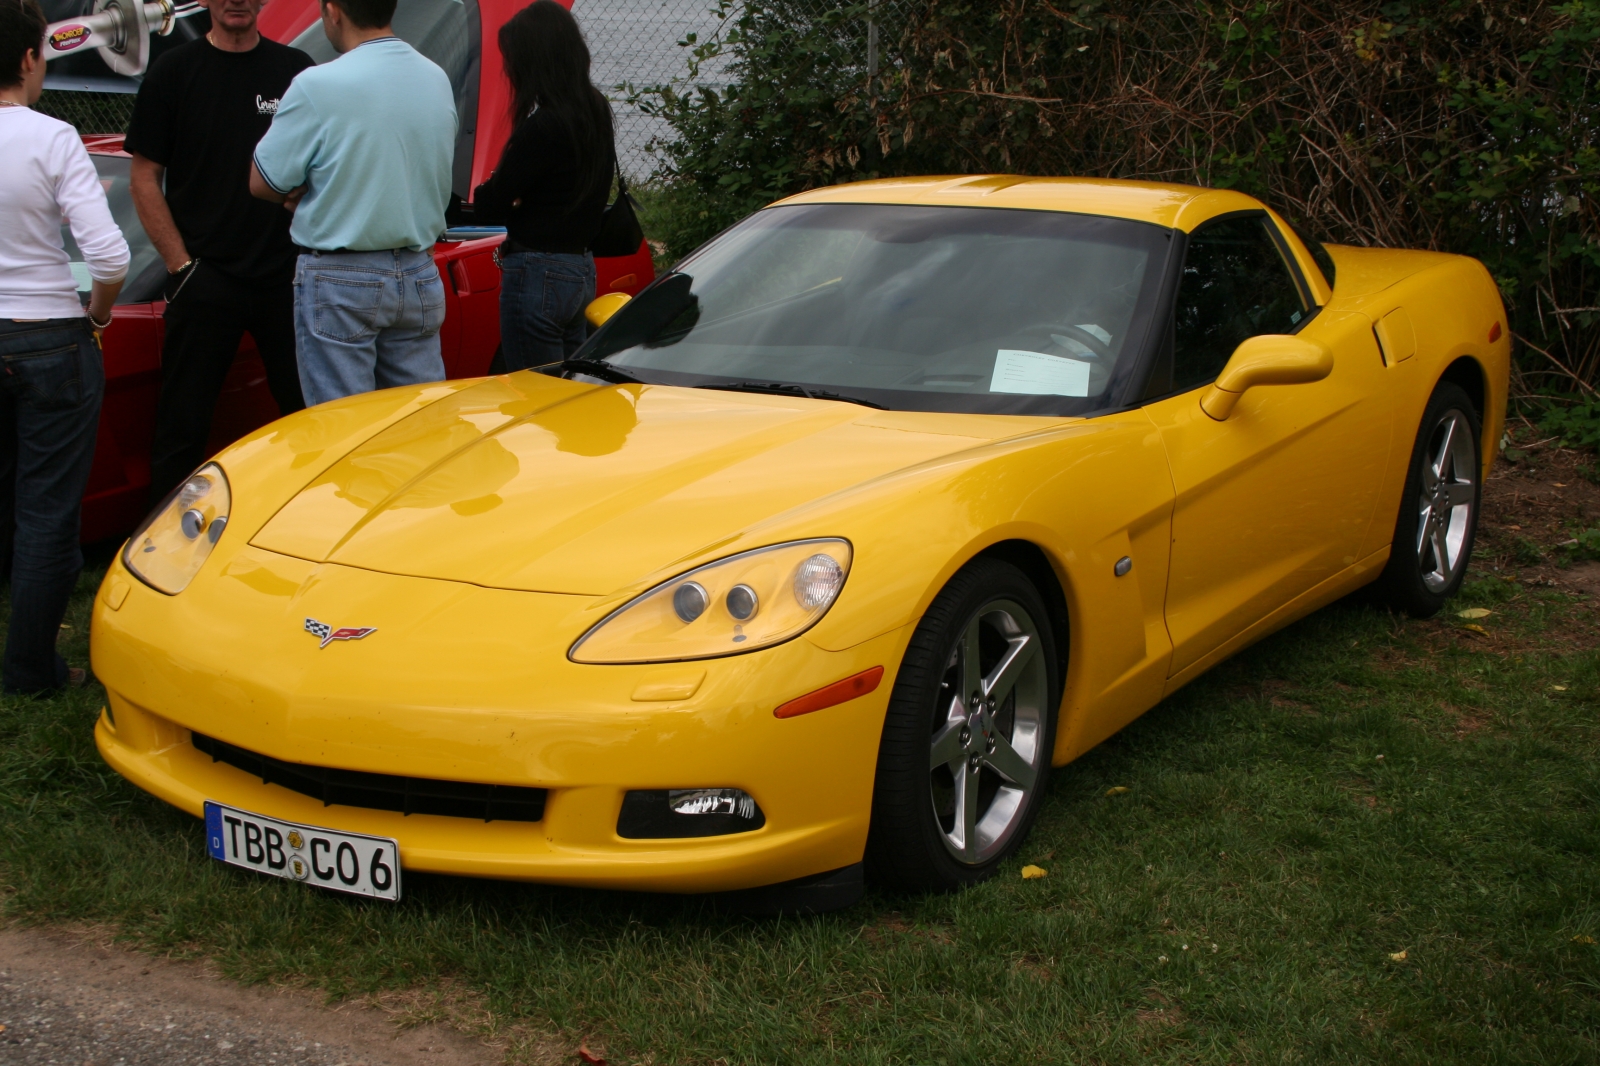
[304,617,377,649]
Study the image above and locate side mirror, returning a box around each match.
[585,292,631,329]
[1199,335,1334,420]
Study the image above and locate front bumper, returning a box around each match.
[92,548,903,893]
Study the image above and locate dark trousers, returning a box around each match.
[0,318,104,694]
[497,251,596,372]
[150,263,303,503]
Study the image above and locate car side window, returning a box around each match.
[1169,215,1310,393]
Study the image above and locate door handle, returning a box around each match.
[449,260,472,296]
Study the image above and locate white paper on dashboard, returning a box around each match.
[989,349,1091,396]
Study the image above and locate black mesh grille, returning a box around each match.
[192,733,546,823]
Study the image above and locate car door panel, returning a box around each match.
[440,243,500,378]
[1148,308,1389,677]
[1137,210,1393,680]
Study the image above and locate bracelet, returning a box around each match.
[87,308,112,330]
[169,259,194,276]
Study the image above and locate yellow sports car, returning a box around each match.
[92,177,1508,911]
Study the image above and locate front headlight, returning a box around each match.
[570,538,852,664]
[122,462,231,594]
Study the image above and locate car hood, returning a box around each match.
[249,373,1061,595]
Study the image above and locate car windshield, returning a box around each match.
[61,153,166,305]
[291,0,480,198]
[578,203,1173,415]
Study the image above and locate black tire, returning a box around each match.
[1371,381,1482,617]
[865,558,1060,892]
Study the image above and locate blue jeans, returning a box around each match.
[499,251,595,372]
[293,249,447,406]
[0,318,103,694]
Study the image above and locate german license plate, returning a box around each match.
[204,801,401,901]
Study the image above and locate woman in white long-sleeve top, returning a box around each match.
[0,0,129,694]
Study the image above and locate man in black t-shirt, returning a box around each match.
[125,0,313,502]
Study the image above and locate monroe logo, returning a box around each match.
[304,617,377,648]
[49,25,91,51]
[256,95,280,115]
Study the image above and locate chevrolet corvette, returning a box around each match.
[91,176,1508,910]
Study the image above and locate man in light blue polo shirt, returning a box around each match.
[248,0,455,406]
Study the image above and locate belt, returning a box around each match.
[307,246,435,256]
[500,238,589,256]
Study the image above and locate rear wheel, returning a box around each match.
[866,558,1059,891]
[1372,381,1482,617]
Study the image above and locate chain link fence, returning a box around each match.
[579,1,896,179]
[578,0,909,180]
[580,0,737,180]
[34,88,137,134]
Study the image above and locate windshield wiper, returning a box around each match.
[555,358,644,385]
[697,381,885,410]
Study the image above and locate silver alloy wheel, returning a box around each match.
[928,598,1049,865]
[1416,408,1477,593]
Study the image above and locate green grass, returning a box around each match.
[4,563,1600,1064]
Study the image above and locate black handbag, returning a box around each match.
[590,165,645,258]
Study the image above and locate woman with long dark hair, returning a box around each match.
[0,0,127,692]
[474,0,615,371]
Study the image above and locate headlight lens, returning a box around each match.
[570,538,852,663]
[122,463,232,594]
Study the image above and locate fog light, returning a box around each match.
[617,788,766,838]
[670,787,758,818]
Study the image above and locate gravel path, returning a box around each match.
[0,926,497,1066]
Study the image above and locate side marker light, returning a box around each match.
[1488,321,1502,343]
[774,666,885,719]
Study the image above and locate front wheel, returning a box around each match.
[866,558,1060,892]
[1372,381,1482,617]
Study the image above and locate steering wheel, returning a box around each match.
[1017,323,1116,361]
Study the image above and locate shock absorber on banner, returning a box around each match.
[43,0,205,77]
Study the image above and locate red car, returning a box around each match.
[54,0,654,542]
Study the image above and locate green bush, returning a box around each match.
[1540,401,1600,451]
[638,1,1600,395]
[631,1,884,259]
